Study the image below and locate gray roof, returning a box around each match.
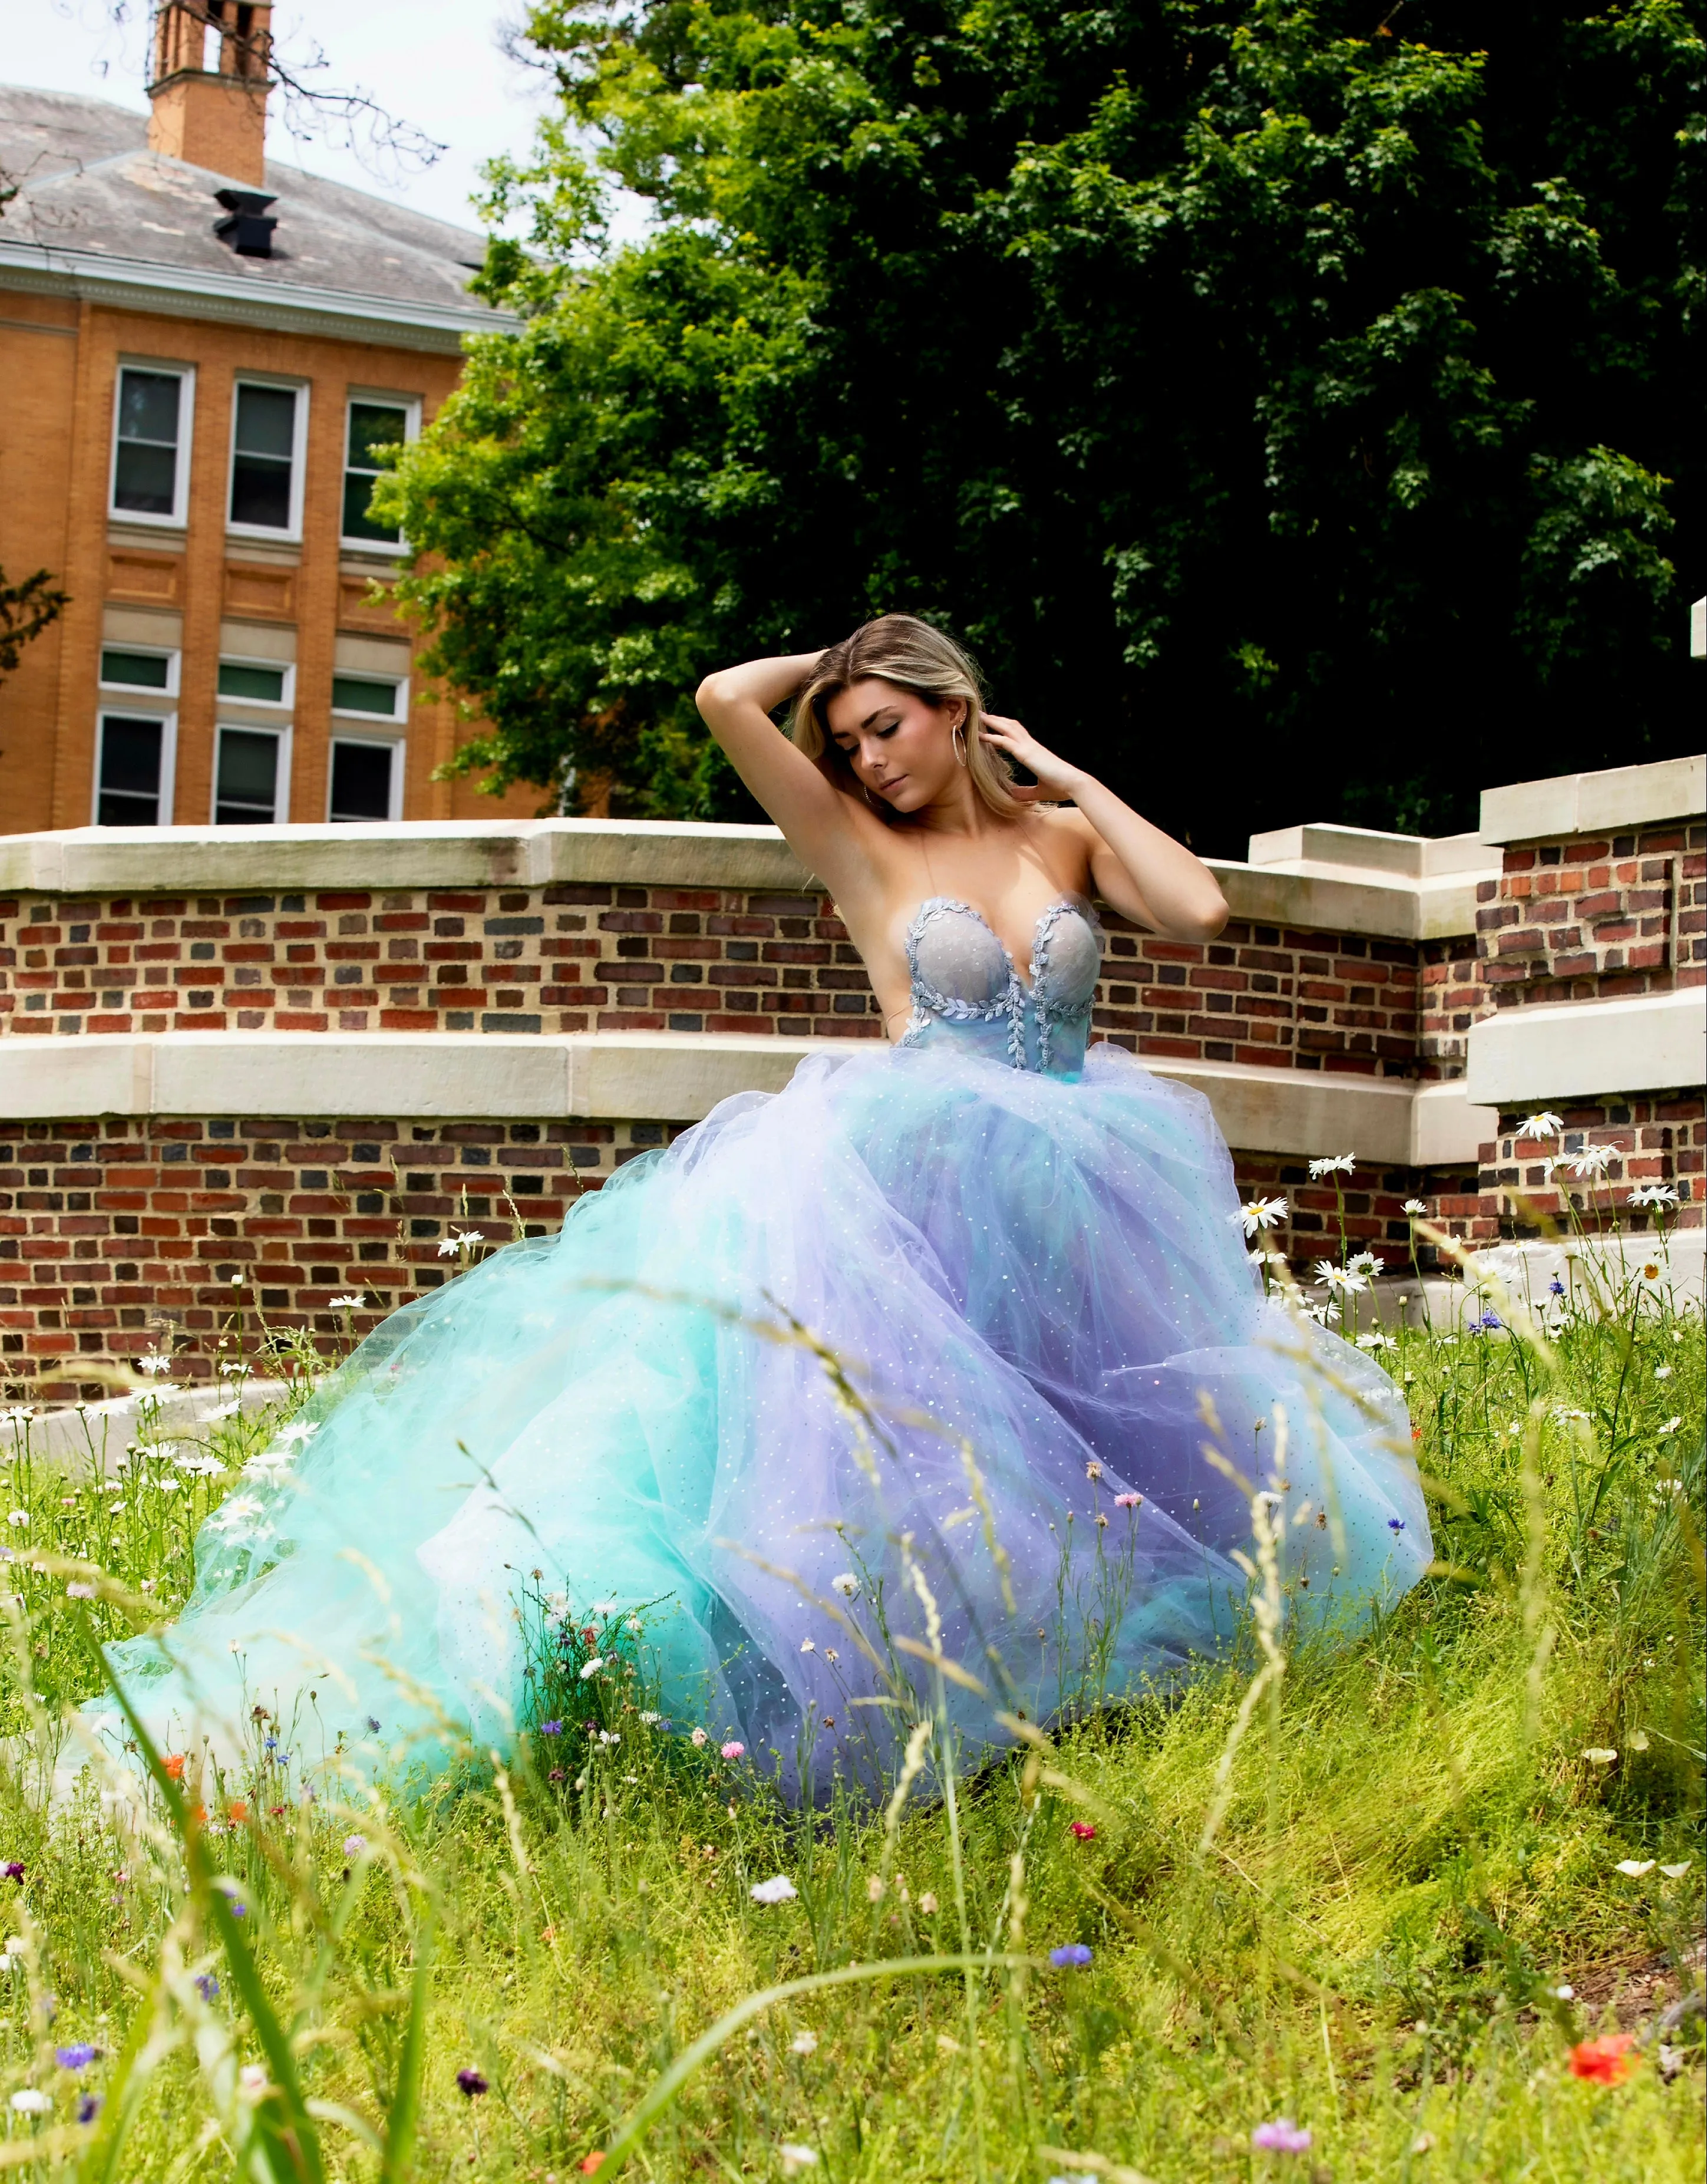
[0,84,505,326]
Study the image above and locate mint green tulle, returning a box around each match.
[93,1033,1430,1799]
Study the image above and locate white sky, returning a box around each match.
[11,0,643,242]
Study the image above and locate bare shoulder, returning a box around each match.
[1027,802,1101,880]
[797,786,906,917]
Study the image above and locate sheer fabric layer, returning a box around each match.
[96,1037,1431,1798]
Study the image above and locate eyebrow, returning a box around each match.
[833,705,897,740]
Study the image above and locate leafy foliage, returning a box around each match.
[0,566,67,685]
[385,0,1704,847]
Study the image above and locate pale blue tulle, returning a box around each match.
[94,1009,1431,1799]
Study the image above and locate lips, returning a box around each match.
[876,776,907,797]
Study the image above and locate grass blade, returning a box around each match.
[379,1909,433,2184]
[89,1636,326,2184]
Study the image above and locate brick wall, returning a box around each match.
[0,1111,1460,1403]
[0,1110,666,1401]
[4,787,1701,1398]
[1462,1091,1707,1244]
[0,886,1426,1074]
[1419,934,1481,1081]
[1475,819,1706,1010]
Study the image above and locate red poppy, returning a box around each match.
[580,2155,605,2175]
[227,1800,249,1825]
[1569,2034,1638,2086]
[1070,1821,1098,1842]
[161,1754,185,1782]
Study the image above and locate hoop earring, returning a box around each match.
[952,721,968,768]
[862,784,885,813]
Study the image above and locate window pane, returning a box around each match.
[114,440,179,516]
[331,675,399,716]
[342,469,400,543]
[97,716,163,824]
[214,729,279,823]
[230,454,292,529]
[346,403,406,469]
[230,386,296,528]
[101,648,171,689]
[118,370,180,448]
[217,661,287,702]
[329,740,394,821]
[233,384,296,457]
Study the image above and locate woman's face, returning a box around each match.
[823,678,965,814]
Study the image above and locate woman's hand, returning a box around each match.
[978,714,1085,802]
[980,711,1227,941]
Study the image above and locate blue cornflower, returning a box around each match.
[195,1973,219,2002]
[1388,1517,1406,1533]
[1049,1944,1093,1969]
[1480,1311,1502,1331]
[366,1717,381,1734]
[55,2044,100,2071]
[263,1737,278,1752]
[77,2093,103,2124]
[1548,1277,1566,1296]
[539,1720,564,1737]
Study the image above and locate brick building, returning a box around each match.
[0,1,541,836]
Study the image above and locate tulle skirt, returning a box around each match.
[94,1041,1431,1799]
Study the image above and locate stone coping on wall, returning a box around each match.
[0,1027,1496,1165]
[0,819,1493,943]
[1466,988,1706,1107]
[1480,755,1706,846]
[8,1380,289,1468]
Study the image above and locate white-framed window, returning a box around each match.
[341,392,420,549]
[94,710,177,826]
[216,655,295,709]
[328,734,404,822]
[213,722,292,825]
[100,644,181,698]
[110,361,194,524]
[227,377,308,537]
[331,671,407,723]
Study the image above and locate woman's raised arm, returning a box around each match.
[696,652,861,879]
[979,713,1228,942]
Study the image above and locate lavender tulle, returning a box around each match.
[94,1006,1431,1799]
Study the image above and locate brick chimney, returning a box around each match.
[147,0,273,186]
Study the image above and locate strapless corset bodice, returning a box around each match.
[897,895,1103,1075]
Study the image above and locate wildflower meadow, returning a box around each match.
[0,1156,1698,2181]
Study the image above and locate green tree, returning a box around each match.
[385,0,1703,850]
[0,566,68,685]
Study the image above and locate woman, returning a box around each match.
[96,618,1428,1797]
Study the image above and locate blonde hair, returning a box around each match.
[789,615,1025,821]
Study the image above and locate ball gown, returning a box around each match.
[93,895,1431,1797]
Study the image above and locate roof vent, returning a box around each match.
[214,186,277,257]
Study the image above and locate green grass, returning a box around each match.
[0,1246,1699,2182]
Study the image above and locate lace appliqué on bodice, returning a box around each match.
[899,895,1104,1074]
